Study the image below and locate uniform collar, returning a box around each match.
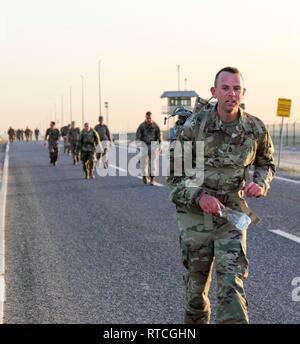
[210,103,247,131]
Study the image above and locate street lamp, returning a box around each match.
[70,86,72,122]
[81,75,85,127]
[177,65,181,90]
[98,60,102,116]
[61,95,64,127]
[104,101,109,126]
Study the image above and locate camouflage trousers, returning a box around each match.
[81,151,95,176]
[140,143,159,177]
[48,141,59,163]
[176,208,249,324]
[69,142,80,164]
[63,137,70,154]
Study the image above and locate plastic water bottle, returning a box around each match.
[219,207,251,231]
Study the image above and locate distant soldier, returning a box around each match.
[44,121,60,166]
[171,106,193,140]
[24,127,31,142]
[16,129,21,141]
[77,122,100,179]
[8,127,15,143]
[68,121,81,165]
[94,115,112,169]
[20,129,24,141]
[61,124,71,154]
[136,111,161,185]
[34,128,40,141]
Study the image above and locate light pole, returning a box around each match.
[61,95,64,127]
[177,65,181,90]
[54,104,57,123]
[81,75,85,127]
[104,101,109,126]
[98,60,102,116]
[70,86,72,122]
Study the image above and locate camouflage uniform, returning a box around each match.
[34,128,40,141]
[8,128,15,143]
[61,125,71,154]
[68,127,81,165]
[94,123,112,168]
[136,121,161,177]
[45,127,60,165]
[25,128,31,142]
[77,128,100,179]
[167,104,275,324]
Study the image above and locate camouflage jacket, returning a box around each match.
[8,128,15,136]
[68,127,81,144]
[45,128,60,142]
[94,124,111,141]
[77,129,100,152]
[60,126,70,137]
[136,121,161,145]
[167,105,276,212]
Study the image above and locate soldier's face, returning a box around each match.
[146,115,152,124]
[211,72,245,114]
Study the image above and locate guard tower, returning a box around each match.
[160,90,199,139]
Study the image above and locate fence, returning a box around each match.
[266,122,300,146]
[113,122,300,147]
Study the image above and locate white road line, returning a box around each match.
[108,164,164,187]
[274,176,300,184]
[0,142,9,324]
[269,229,300,244]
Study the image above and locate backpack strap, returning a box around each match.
[194,110,210,141]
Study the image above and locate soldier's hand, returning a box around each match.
[244,182,263,197]
[199,193,225,215]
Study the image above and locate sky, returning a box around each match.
[1,0,300,134]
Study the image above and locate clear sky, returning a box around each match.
[0,0,299,134]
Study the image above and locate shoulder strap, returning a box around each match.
[194,110,210,141]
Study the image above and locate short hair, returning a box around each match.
[51,121,55,125]
[145,111,152,116]
[214,67,243,87]
[98,115,103,120]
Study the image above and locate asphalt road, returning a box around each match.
[3,141,300,323]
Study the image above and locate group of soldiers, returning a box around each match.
[8,127,40,142]
[44,115,112,179]
[8,66,277,325]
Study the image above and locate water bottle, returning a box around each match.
[219,207,251,231]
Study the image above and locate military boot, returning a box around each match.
[150,177,156,185]
[89,169,95,179]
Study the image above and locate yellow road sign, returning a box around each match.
[277,98,292,117]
